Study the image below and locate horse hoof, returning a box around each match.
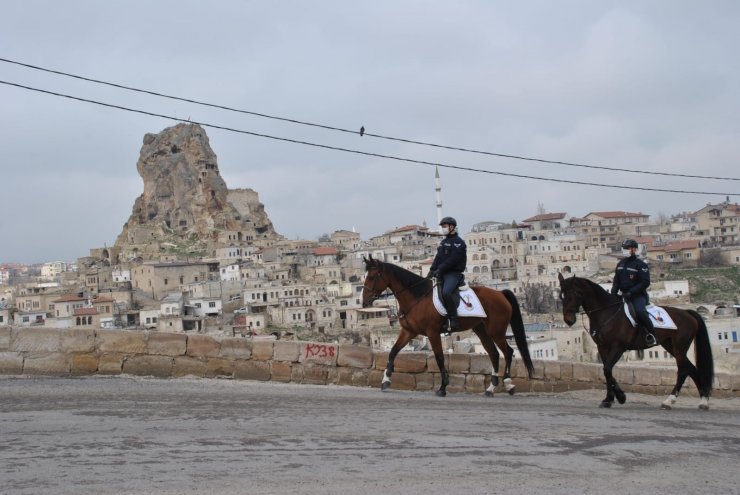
[435,389,447,397]
[599,401,613,408]
[661,403,672,410]
[698,403,709,411]
[380,382,391,391]
[507,388,516,396]
[616,393,626,405]
[484,390,494,397]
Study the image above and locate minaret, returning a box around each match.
[435,166,443,229]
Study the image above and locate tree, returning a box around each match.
[699,248,723,267]
[522,282,558,314]
[536,201,546,216]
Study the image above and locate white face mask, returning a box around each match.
[441,227,450,235]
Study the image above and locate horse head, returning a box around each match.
[558,272,582,326]
[362,254,389,308]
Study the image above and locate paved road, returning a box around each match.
[1,376,738,495]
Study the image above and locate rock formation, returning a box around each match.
[115,123,278,260]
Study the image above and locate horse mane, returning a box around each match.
[378,261,430,299]
[572,276,617,304]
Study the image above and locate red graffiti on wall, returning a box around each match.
[304,343,336,359]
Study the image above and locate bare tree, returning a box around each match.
[699,248,723,267]
[522,282,557,314]
[536,201,546,216]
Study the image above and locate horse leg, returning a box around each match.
[473,326,500,397]
[492,334,516,395]
[599,348,626,408]
[381,327,414,392]
[427,331,449,397]
[662,351,700,410]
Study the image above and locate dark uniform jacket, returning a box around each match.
[430,233,467,275]
[610,255,650,296]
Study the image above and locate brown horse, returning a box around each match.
[362,255,533,397]
[558,273,714,410]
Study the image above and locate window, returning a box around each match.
[195,303,202,308]
[209,302,216,308]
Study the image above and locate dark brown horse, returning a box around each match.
[362,255,533,397]
[558,273,714,410]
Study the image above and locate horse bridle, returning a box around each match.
[363,270,388,302]
[561,286,623,338]
[363,265,433,319]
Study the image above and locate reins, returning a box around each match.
[579,300,623,338]
[365,268,433,320]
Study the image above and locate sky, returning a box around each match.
[1,1,739,264]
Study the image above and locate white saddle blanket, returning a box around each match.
[624,303,678,330]
[433,285,487,318]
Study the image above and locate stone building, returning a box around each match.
[131,261,219,300]
[694,201,740,246]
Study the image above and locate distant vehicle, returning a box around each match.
[234,307,249,314]
[229,294,241,301]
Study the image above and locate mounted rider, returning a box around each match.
[427,216,467,334]
[610,239,657,347]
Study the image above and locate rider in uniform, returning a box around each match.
[610,239,657,347]
[427,217,467,335]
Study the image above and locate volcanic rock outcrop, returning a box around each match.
[114,123,278,259]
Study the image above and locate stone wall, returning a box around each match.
[0,327,737,397]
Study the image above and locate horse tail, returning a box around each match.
[502,289,534,379]
[688,309,714,397]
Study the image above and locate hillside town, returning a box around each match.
[1,124,739,371]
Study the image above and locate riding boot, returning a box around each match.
[639,313,657,347]
[445,293,461,335]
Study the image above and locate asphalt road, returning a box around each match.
[1,376,738,495]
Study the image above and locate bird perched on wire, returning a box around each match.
[360,126,365,137]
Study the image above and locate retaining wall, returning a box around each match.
[0,327,737,397]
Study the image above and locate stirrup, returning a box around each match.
[645,332,657,347]
[441,318,456,336]
[448,317,460,332]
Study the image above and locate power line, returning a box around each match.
[2,56,738,182]
[1,79,738,198]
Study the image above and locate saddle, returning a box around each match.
[623,302,678,330]
[432,279,487,318]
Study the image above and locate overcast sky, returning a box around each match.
[2,1,739,264]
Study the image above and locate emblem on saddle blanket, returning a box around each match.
[432,285,487,318]
[623,303,678,330]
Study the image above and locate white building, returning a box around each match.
[41,261,68,280]
[219,263,241,281]
[112,268,131,282]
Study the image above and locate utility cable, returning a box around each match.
[2,56,738,182]
[1,79,738,197]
